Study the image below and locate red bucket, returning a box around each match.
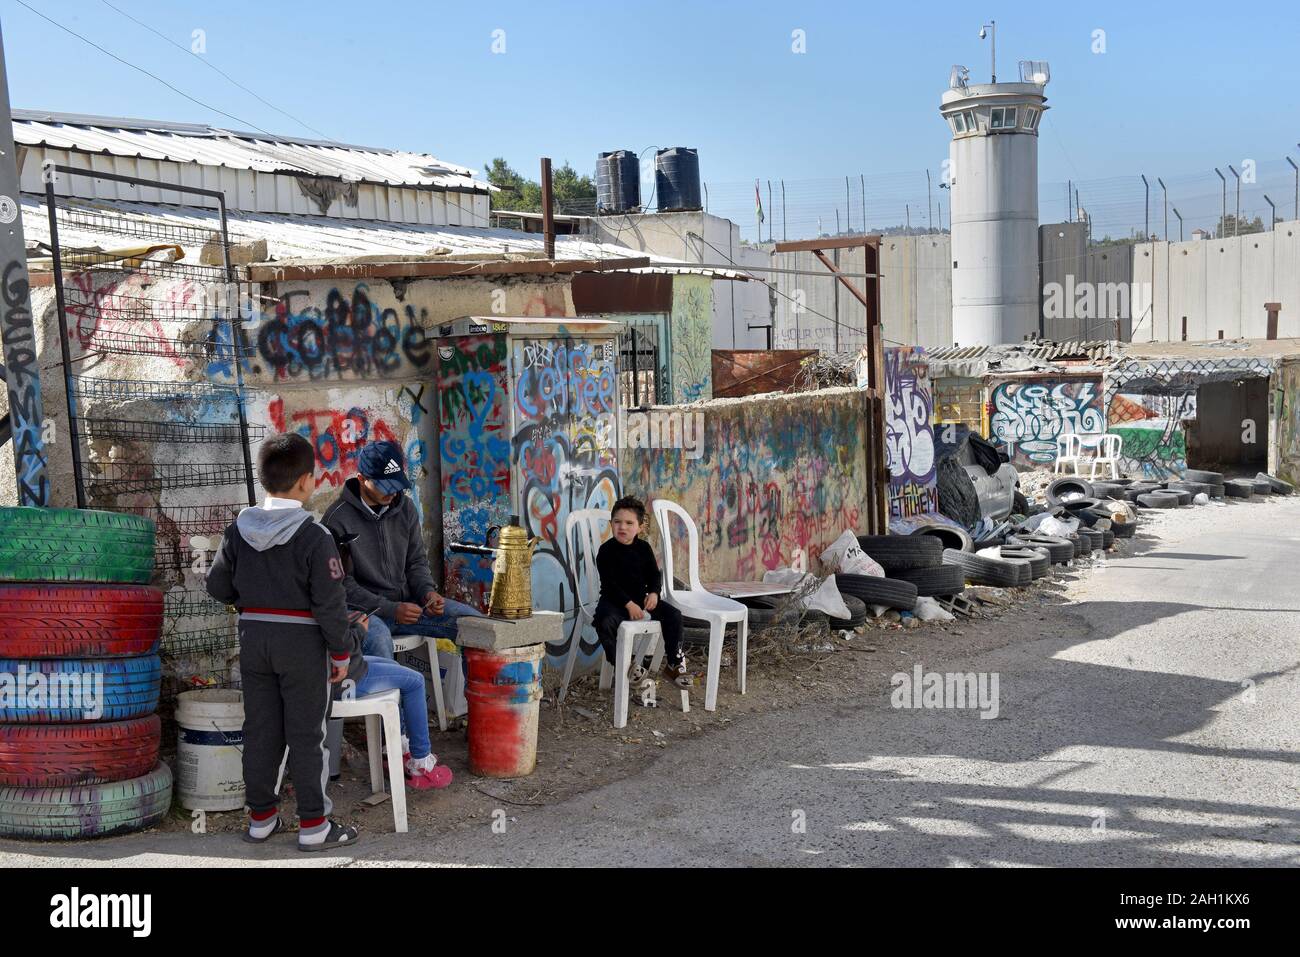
[464,645,543,778]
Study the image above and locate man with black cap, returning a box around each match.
[323,440,481,658]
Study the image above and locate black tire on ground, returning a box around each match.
[1069,535,1086,557]
[889,563,967,597]
[1167,489,1193,506]
[1090,483,1124,500]
[828,595,869,630]
[0,762,172,840]
[941,549,1026,588]
[1007,534,1074,563]
[1209,484,1226,498]
[1079,528,1105,550]
[1102,529,1116,548]
[1183,468,1225,484]
[1109,478,1134,486]
[0,508,155,585]
[833,573,919,611]
[1136,492,1179,508]
[1249,479,1274,495]
[853,535,944,573]
[1167,481,1213,497]
[999,546,1050,579]
[911,526,973,553]
[1046,478,1094,506]
[1255,472,1295,495]
[1223,480,1255,499]
[1111,520,1137,539]
[1012,490,1029,515]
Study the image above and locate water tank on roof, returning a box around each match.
[595,150,640,214]
[654,147,701,211]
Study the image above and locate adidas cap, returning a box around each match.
[357,440,412,495]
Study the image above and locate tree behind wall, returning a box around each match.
[485,158,596,212]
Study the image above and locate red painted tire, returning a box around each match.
[0,716,162,787]
[0,584,163,658]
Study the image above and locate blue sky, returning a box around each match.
[4,0,1299,239]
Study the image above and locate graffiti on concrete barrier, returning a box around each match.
[254,285,433,382]
[622,391,867,585]
[512,335,620,656]
[1,260,47,505]
[438,335,511,611]
[884,347,938,519]
[1104,357,1274,479]
[989,376,1104,468]
[268,396,400,492]
[1278,361,1300,487]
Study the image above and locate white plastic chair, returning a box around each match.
[1054,433,1083,475]
[560,508,664,728]
[651,499,749,712]
[391,633,448,732]
[276,688,408,834]
[1089,433,1122,480]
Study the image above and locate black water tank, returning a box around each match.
[654,147,701,211]
[595,150,640,214]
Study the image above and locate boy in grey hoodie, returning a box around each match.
[205,433,360,851]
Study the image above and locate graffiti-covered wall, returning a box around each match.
[1274,358,1300,486]
[883,347,938,519]
[988,375,1105,468]
[436,334,511,610]
[1103,357,1275,479]
[622,387,873,583]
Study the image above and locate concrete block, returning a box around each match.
[456,611,563,651]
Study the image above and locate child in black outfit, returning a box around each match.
[594,496,691,686]
[205,433,360,851]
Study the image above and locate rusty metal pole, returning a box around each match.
[540,157,555,260]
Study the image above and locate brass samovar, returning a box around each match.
[486,523,539,619]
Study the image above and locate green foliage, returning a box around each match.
[484,158,595,212]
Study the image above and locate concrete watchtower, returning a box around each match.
[941,59,1050,345]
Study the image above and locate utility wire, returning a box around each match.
[13,0,278,137]
[97,0,331,141]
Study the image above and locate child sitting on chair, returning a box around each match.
[594,496,691,687]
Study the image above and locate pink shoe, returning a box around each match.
[409,764,453,790]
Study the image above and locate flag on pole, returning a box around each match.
[754,180,765,225]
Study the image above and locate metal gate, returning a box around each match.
[44,166,256,686]
[617,313,669,408]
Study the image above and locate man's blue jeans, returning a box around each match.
[363,599,483,660]
[354,656,431,760]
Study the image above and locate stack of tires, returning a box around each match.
[842,535,965,607]
[0,507,171,840]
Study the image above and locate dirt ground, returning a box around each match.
[151,526,1153,841]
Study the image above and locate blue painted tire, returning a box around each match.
[0,762,172,840]
[0,655,161,723]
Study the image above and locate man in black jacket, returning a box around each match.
[322,441,481,659]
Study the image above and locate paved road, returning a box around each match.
[3,497,1297,867]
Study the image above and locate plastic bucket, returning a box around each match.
[464,645,543,778]
[175,689,245,811]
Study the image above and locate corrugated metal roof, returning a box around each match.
[925,339,1117,362]
[20,197,742,280]
[14,110,489,193]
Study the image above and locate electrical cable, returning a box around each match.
[97,0,331,141]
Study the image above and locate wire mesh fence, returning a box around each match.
[79,417,265,446]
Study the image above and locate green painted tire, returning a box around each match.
[0,508,155,584]
[0,762,172,840]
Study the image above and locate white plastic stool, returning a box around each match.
[391,633,448,732]
[276,688,407,834]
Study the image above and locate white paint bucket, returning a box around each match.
[175,689,245,811]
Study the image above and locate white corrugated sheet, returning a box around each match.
[14,111,488,191]
[20,197,742,279]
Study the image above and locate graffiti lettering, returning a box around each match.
[2,260,48,505]
[990,378,1104,467]
[884,347,938,519]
